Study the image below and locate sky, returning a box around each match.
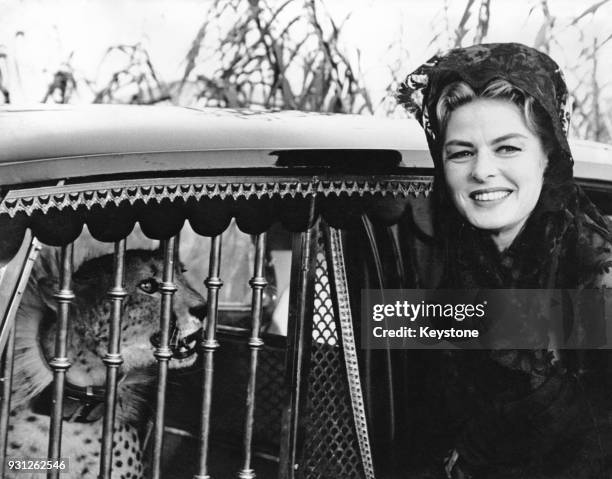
[1,0,610,109]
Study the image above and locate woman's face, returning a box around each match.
[442,98,548,251]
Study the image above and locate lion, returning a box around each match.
[6,247,206,479]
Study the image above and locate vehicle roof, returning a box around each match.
[0,104,611,186]
[0,105,430,185]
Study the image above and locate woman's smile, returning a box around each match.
[469,188,513,203]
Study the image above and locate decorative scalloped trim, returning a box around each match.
[0,177,433,217]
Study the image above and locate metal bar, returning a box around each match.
[362,263,374,432]
[278,222,319,479]
[151,237,178,479]
[195,234,223,479]
[0,234,42,355]
[361,215,385,292]
[0,324,15,477]
[165,426,281,464]
[0,235,42,474]
[387,225,407,288]
[99,239,127,479]
[47,243,74,479]
[361,214,396,444]
[238,233,267,479]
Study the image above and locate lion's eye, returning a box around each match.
[138,278,159,294]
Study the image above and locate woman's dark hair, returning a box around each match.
[435,79,555,157]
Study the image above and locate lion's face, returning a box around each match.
[39,250,206,387]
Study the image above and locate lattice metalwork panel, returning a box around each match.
[300,236,366,479]
[254,344,286,448]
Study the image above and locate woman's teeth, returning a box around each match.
[472,191,511,201]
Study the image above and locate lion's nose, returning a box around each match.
[189,304,207,320]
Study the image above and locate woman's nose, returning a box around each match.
[470,150,497,182]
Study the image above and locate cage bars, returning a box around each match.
[195,234,223,479]
[151,237,179,479]
[47,244,74,479]
[237,233,267,479]
[99,239,127,479]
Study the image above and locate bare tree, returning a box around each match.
[531,0,612,142]
[93,44,170,105]
[177,0,373,113]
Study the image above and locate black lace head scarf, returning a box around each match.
[397,43,611,289]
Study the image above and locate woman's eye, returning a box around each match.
[446,150,473,161]
[497,145,521,155]
[138,278,159,294]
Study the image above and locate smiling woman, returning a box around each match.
[398,43,612,478]
[439,88,549,251]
